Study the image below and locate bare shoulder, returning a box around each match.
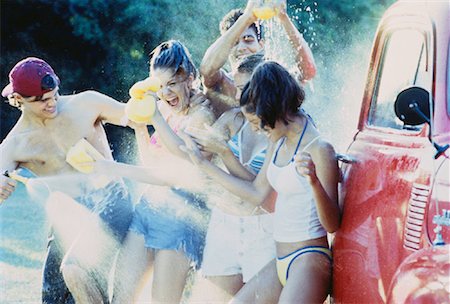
[2,118,40,141]
[0,133,19,149]
[217,108,244,134]
[208,108,243,139]
[0,135,17,168]
[56,92,99,116]
[58,91,96,108]
[189,104,216,126]
[309,137,337,162]
[64,90,123,121]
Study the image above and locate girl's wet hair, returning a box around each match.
[149,40,197,78]
[240,61,305,129]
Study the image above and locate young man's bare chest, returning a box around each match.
[13,111,106,175]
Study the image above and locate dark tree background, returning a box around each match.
[0,0,395,161]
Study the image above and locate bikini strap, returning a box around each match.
[273,137,286,163]
[273,120,309,163]
[291,120,309,161]
[238,120,249,139]
[236,120,250,163]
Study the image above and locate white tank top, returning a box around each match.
[267,121,326,242]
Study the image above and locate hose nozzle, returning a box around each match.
[4,169,31,185]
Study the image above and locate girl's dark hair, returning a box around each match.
[240,61,305,129]
[149,40,197,78]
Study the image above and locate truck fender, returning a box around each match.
[387,245,449,304]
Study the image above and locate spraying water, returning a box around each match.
[261,2,373,153]
[5,168,126,298]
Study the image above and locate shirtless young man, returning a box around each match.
[200,0,316,117]
[0,57,134,303]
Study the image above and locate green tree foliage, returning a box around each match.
[54,0,246,97]
[0,0,395,99]
[1,0,394,147]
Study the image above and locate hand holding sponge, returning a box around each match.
[66,138,105,174]
[126,77,161,124]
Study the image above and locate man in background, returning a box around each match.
[200,0,316,117]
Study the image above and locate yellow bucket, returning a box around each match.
[253,7,276,20]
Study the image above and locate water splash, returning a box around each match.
[9,173,122,277]
[24,174,106,204]
[46,191,119,268]
[263,1,374,153]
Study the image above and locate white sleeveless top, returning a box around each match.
[266,121,326,242]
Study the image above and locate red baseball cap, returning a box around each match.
[2,57,60,98]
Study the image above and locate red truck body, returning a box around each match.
[332,1,449,303]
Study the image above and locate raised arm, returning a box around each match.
[200,3,258,88]
[276,0,316,81]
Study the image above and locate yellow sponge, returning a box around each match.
[66,138,105,174]
[125,95,157,124]
[129,76,161,99]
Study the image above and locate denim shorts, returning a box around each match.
[129,187,210,269]
[76,180,134,242]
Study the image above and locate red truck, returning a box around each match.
[332,1,449,303]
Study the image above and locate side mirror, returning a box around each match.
[394,86,430,126]
[394,86,448,159]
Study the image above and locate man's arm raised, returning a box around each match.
[276,0,316,81]
[200,3,258,89]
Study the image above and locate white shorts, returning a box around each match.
[201,207,276,282]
